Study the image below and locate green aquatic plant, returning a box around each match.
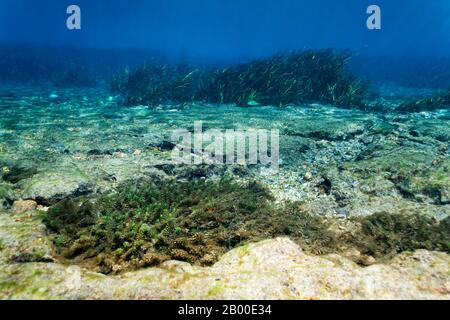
[396,89,450,112]
[0,183,10,198]
[244,201,340,255]
[110,50,369,108]
[109,61,205,105]
[0,44,156,87]
[0,183,13,208]
[43,178,449,274]
[44,178,339,272]
[350,212,450,259]
[54,234,67,248]
[44,178,274,273]
[202,50,368,107]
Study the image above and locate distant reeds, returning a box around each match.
[109,61,206,105]
[395,89,450,112]
[110,50,369,108]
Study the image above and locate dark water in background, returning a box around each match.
[0,0,449,87]
[1,0,450,58]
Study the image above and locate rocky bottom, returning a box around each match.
[0,85,449,299]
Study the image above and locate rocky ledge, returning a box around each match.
[0,211,448,300]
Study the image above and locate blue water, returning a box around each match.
[0,0,448,90]
[1,0,449,60]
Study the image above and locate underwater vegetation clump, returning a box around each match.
[395,88,450,112]
[43,178,450,274]
[202,50,368,107]
[109,61,205,105]
[110,50,369,108]
[44,178,275,273]
[0,158,38,184]
[350,212,450,258]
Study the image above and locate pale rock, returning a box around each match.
[12,200,37,213]
[304,172,313,181]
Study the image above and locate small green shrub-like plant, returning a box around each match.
[350,212,449,257]
[44,178,275,273]
[44,178,449,274]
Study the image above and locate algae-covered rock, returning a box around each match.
[406,158,450,205]
[336,137,450,210]
[20,169,93,205]
[0,210,53,265]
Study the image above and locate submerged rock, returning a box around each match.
[303,172,313,181]
[12,200,37,213]
[19,170,93,205]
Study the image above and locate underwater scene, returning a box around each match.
[0,0,449,300]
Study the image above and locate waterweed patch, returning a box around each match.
[43,178,450,274]
[44,178,275,273]
[350,212,450,259]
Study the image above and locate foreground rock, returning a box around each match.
[0,212,448,300]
